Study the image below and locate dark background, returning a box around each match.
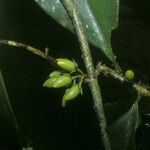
[0,0,150,150]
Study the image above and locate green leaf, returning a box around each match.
[34,0,119,62]
[87,0,119,44]
[109,101,141,150]
[0,69,19,140]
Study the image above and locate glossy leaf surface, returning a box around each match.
[34,0,119,62]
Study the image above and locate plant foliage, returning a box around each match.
[34,0,119,62]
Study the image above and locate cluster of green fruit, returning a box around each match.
[43,58,83,107]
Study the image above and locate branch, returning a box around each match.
[96,63,150,97]
[0,40,56,64]
[60,0,111,150]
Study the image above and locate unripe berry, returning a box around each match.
[49,71,61,78]
[43,77,58,88]
[56,58,77,72]
[52,74,72,88]
[125,69,134,80]
[62,84,80,107]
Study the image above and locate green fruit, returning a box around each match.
[125,69,134,80]
[43,77,58,88]
[62,84,80,107]
[56,58,77,72]
[49,71,61,78]
[53,74,72,88]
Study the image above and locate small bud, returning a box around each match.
[125,69,135,80]
[56,58,77,72]
[49,71,61,78]
[53,74,72,88]
[62,84,80,107]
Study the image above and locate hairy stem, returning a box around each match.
[60,0,111,150]
[96,63,150,97]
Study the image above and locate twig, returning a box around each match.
[60,0,112,150]
[0,40,56,64]
[133,83,150,97]
[96,62,150,97]
[96,63,125,82]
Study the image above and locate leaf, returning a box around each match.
[109,101,141,150]
[87,0,119,45]
[0,69,19,140]
[104,102,134,127]
[34,0,119,62]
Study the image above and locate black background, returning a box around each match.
[0,0,150,150]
